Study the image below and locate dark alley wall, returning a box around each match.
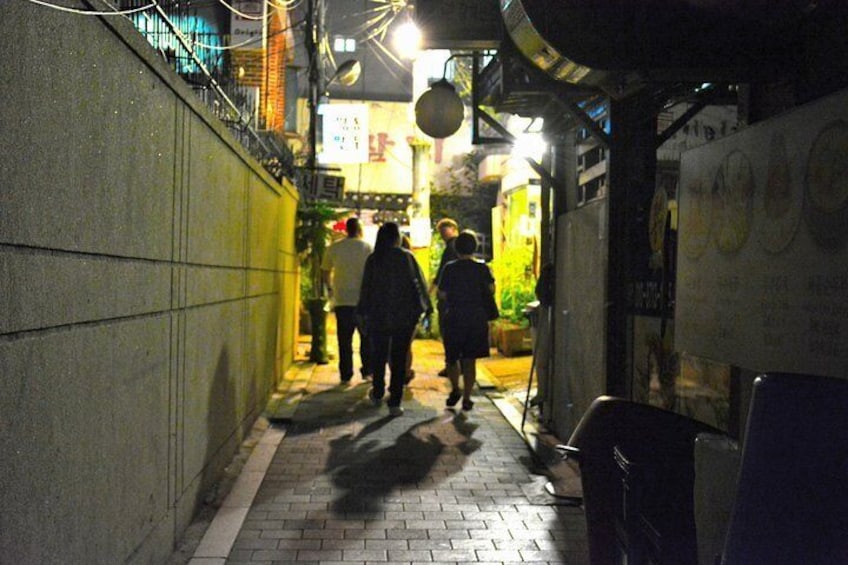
[0,3,299,563]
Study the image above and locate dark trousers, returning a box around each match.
[370,323,417,407]
[437,300,447,338]
[335,306,369,381]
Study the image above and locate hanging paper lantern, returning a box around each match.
[414,79,464,138]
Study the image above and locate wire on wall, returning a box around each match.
[24,0,158,15]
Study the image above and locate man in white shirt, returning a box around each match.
[322,217,373,383]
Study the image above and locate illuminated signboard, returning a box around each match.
[319,103,369,164]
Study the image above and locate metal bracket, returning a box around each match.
[654,85,716,149]
[475,107,563,193]
[550,92,611,149]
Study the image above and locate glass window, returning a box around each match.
[333,36,356,53]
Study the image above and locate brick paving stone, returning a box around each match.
[492,539,538,550]
[362,540,409,550]
[296,549,343,561]
[430,548,478,561]
[231,538,279,550]
[320,539,366,550]
[386,549,433,561]
[341,549,387,561]
[220,338,589,564]
[251,549,299,561]
[278,539,323,550]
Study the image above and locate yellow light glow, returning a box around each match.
[393,22,421,60]
[511,133,547,161]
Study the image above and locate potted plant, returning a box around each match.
[491,246,536,356]
[295,200,344,364]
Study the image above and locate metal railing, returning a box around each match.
[120,0,296,182]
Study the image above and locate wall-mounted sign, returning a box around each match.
[230,1,264,45]
[676,88,848,378]
[320,104,369,164]
[304,174,345,201]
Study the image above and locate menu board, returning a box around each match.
[676,88,848,378]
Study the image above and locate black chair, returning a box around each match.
[561,396,722,565]
[721,372,848,565]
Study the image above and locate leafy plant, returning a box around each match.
[295,200,344,300]
[491,245,536,325]
[430,151,499,254]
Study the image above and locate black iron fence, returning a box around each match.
[120,0,295,182]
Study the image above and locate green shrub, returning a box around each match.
[295,201,344,301]
[491,245,536,326]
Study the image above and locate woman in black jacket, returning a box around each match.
[357,223,431,416]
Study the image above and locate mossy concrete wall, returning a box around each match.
[0,4,299,563]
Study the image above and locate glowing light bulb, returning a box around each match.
[393,22,421,60]
[511,133,548,161]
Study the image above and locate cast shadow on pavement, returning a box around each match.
[326,414,482,517]
[277,381,382,434]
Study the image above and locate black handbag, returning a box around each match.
[406,251,433,320]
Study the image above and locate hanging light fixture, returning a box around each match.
[393,21,422,60]
[414,78,464,138]
[326,59,362,88]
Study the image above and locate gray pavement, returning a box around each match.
[186,337,589,565]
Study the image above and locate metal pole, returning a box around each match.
[520,338,538,432]
[305,0,321,197]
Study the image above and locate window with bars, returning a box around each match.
[124,4,226,79]
[576,105,609,206]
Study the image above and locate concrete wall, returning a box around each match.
[0,5,299,564]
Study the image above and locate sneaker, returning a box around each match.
[462,399,474,412]
[389,405,404,417]
[446,390,462,408]
[369,389,383,407]
[438,367,448,377]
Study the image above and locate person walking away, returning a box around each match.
[357,223,431,416]
[437,230,495,412]
[431,218,459,376]
[400,235,423,383]
[322,217,372,384]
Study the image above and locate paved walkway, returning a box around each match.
[186,335,589,565]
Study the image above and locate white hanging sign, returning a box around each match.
[319,104,369,164]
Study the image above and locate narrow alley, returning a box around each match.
[180,334,589,564]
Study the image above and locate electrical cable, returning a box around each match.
[266,0,300,7]
[368,34,407,76]
[216,0,268,20]
[24,0,158,16]
[334,1,396,42]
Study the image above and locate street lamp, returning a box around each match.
[393,21,422,60]
[304,0,361,197]
[326,59,362,88]
[414,53,468,139]
[414,78,464,138]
